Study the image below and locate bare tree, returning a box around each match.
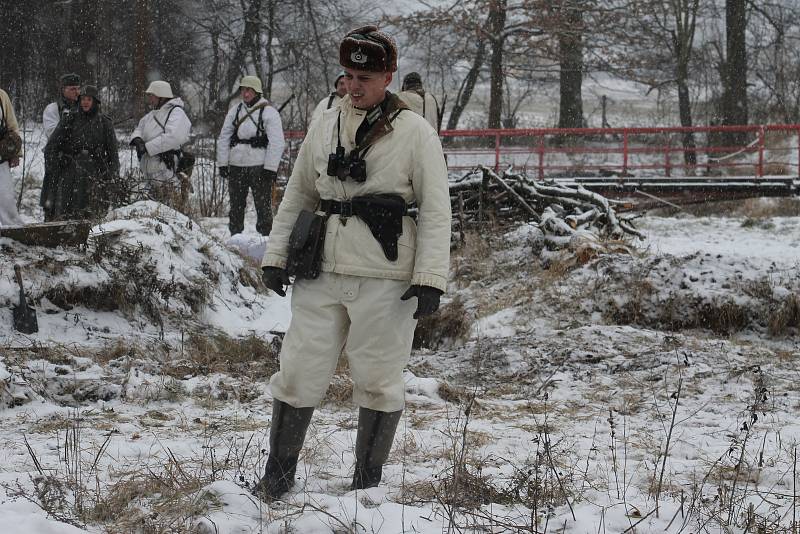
[555,1,585,129]
[722,0,748,143]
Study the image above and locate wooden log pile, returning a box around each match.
[450,166,644,255]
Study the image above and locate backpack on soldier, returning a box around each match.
[0,100,22,164]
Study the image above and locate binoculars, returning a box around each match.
[327,146,366,182]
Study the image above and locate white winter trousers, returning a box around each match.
[0,163,23,226]
[269,271,418,412]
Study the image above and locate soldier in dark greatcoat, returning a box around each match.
[44,85,119,220]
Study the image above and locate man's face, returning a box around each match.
[146,93,159,108]
[63,85,80,103]
[79,95,93,112]
[344,68,391,110]
[335,77,348,98]
[240,87,257,104]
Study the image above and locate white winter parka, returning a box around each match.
[216,97,285,171]
[398,90,440,132]
[42,100,73,140]
[262,94,451,292]
[131,97,191,182]
[309,93,342,128]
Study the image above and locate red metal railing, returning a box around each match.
[283,125,800,179]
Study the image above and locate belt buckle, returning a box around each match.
[340,200,352,223]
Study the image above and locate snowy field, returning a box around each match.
[0,128,799,533]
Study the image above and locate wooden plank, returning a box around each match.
[0,220,92,247]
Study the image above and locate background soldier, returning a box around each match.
[0,87,23,226]
[43,85,119,220]
[42,73,82,139]
[41,73,82,220]
[309,71,347,125]
[216,76,285,236]
[130,81,191,211]
[398,72,441,133]
[256,25,451,500]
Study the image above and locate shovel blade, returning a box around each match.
[13,304,39,334]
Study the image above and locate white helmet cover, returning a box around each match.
[145,80,174,98]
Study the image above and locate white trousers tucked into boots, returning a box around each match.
[0,163,23,227]
[270,272,417,412]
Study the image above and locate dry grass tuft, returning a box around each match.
[323,374,354,406]
[696,300,750,334]
[451,231,496,284]
[414,296,472,350]
[175,331,280,379]
[438,381,470,404]
[88,468,221,530]
[768,294,800,337]
[609,292,752,335]
[437,466,509,508]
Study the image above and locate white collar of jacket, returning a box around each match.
[336,94,407,150]
[158,97,185,113]
[241,97,269,111]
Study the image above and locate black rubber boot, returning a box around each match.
[350,407,402,490]
[253,400,314,501]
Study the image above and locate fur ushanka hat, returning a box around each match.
[339,25,397,73]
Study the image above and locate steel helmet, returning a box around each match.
[145,80,174,99]
[80,85,100,101]
[239,75,263,94]
[333,71,346,89]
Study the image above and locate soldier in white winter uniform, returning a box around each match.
[397,72,441,132]
[309,71,347,126]
[216,76,285,235]
[0,88,23,226]
[130,81,191,210]
[255,26,451,501]
[42,73,81,139]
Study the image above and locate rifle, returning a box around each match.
[278,94,295,114]
[437,93,447,133]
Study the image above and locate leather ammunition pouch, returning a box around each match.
[286,210,326,280]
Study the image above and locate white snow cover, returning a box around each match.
[0,125,798,532]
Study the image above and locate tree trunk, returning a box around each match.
[722,0,748,145]
[447,32,487,130]
[487,0,507,129]
[221,0,262,105]
[133,0,150,117]
[557,7,584,129]
[675,36,696,166]
[66,0,99,82]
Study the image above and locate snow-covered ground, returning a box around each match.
[1,127,799,532]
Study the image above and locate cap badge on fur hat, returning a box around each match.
[351,49,368,65]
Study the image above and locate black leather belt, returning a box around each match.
[320,198,354,218]
[320,198,410,219]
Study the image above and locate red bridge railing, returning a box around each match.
[284,124,800,179]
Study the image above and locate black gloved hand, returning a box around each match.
[130,137,147,159]
[262,266,290,297]
[400,285,443,319]
[219,165,229,179]
[262,169,277,182]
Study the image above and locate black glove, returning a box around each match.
[219,166,229,179]
[130,137,147,159]
[262,266,290,297]
[400,285,443,319]
[262,169,277,182]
